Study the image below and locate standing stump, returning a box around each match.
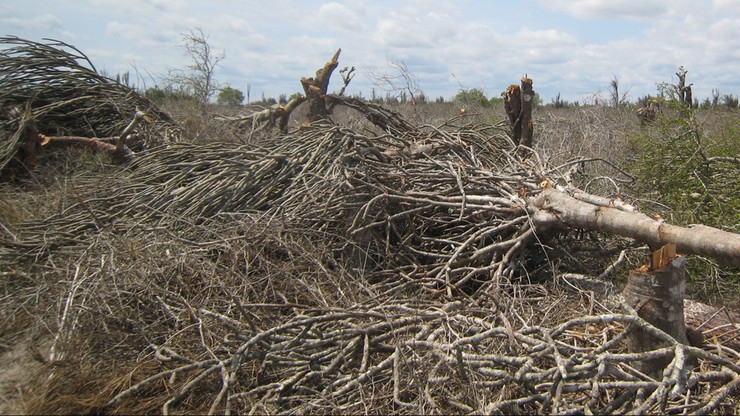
[622,244,690,377]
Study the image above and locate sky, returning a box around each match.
[3,0,740,104]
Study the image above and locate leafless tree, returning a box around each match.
[167,28,224,105]
[366,59,424,105]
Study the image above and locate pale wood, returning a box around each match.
[529,188,740,267]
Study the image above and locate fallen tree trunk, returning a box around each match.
[39,135,134,162]
[529,187,740,267]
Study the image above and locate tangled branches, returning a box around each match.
[14,212,735,415]
[101,296,740,415]
[2,112,557,294]
[0,36,180,175]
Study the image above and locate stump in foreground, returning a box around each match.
[622,244,690,377]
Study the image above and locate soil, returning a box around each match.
[0,336,48,415]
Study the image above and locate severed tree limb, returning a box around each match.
[218,96,307,134]
[115,109,149,154]
[41,135,132,162]
[39,110,149,163]
[529,187,740,267]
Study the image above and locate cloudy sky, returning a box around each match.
[3,0,739,104]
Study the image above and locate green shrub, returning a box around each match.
[625,102,740,298]
[627,106,738,227]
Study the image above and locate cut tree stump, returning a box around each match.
[504,76,534,151]
[301,48,341,123]
[676,66,693,107]
[622,244,689,377]
[519,76,534,149]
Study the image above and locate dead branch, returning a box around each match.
[217,96,307,134]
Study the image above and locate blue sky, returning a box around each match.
[3,0,740,104]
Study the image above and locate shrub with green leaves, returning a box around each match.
[625,101,740,295]
[626,104,739,231]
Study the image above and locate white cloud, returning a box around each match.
[3,0,740,102]
[541,0,668,20]
[713,0,740,13]
[1,13,66,33]
[86,0,184,13]
[375,11,456,49]
[317,2,366,33]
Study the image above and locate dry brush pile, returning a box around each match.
[1,38,738,414]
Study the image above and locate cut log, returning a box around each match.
[684,299,740,353]
[529,187,740,267]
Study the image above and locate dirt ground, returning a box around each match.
[0,335,48,414]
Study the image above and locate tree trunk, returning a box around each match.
[301,49,341,122]
[519,76,534,149]
[622,246,689,377]
[529,187,740,267]
[504,76,534,152]
[504,84,521,143]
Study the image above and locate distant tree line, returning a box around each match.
[124,32,740,112]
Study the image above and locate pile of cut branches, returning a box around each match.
[12,212,738,415]
[0,36,181,176]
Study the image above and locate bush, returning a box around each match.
[217,86,245,107]
[627,106,738,229]
[455,88,493,108]
[625,102,740,297]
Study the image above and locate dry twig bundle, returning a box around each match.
[0,36,180,175]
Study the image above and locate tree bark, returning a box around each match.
[504,84,521,142]
[529,187,740,267]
